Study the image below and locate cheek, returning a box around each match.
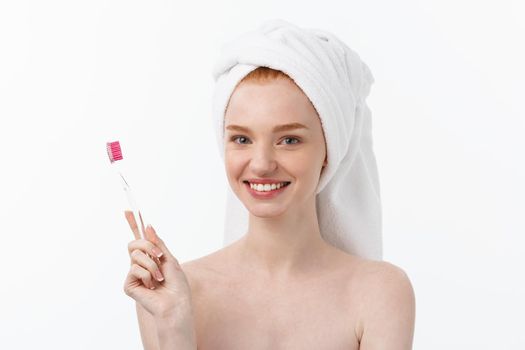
[285,148,322,166]
[224,147,323,179]
[224,151,245,178]
[283,150,323,179]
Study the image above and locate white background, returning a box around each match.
[1,1,524,349]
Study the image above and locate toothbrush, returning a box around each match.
[106,140,147,239]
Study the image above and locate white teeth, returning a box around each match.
[249,182,288,192]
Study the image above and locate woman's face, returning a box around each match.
[224,77,327,217]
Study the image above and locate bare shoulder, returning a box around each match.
[355,259,414,291]
[354,260,415,313]
[180,249,228,276]
[353,259,416,349]
[179,254,214,286]
[179,249,230,294]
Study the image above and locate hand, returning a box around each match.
[122,211,193,321]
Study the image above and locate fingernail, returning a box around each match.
[152,247,163,258]
[155,270,165,282]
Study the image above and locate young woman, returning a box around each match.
[123,20,415,350]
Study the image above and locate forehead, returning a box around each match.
[224,78,319,127]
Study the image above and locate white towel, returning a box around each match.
[211,19,382,260]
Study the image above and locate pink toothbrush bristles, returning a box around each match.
[106,141,123,163]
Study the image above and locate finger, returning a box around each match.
[144,225,180,267]
[123,266,154,296]
[132,264,155,289]
[130,263,157,290]
[130,249,165,282]
[138,211,146,238]
[144,223,159,245]
[124,210,141,240]
[128,239,165,261]
[144,225,164,265]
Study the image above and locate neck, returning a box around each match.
[235,197,332,281]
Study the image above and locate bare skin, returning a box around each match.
[180,77,414,349]
[125,221,414,349]
[181,241,414,350]
[125,76,415,349]
[181,242,361,349]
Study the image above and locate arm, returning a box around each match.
[136,301,160,350]
[136,300,198,350]
[154,302,198,350]
[135,261,199,350]
[124,214,198,350]
[358,262,416,349]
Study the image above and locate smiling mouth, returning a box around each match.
[243,180,291,186]
[242,181,291,192]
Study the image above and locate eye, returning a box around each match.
[280,137,301,145]
[229,135,301,145]
[231,135,251,144]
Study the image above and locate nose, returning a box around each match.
[249,143,277,175]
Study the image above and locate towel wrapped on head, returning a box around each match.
[211,19,382,260]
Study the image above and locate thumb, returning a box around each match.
[144,224,178,264]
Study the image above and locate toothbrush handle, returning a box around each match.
[124,186,147,239]
[114,165,147,239]
[115,166,156,262]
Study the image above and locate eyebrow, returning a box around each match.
[225,122,309,133]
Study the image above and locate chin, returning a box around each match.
[240,195,291,218]
[246,204,289,218]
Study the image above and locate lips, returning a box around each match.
[243,180,291,186]
[243,180,291,199]
[243,179,291,185]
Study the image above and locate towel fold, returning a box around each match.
[211,19,382,260]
